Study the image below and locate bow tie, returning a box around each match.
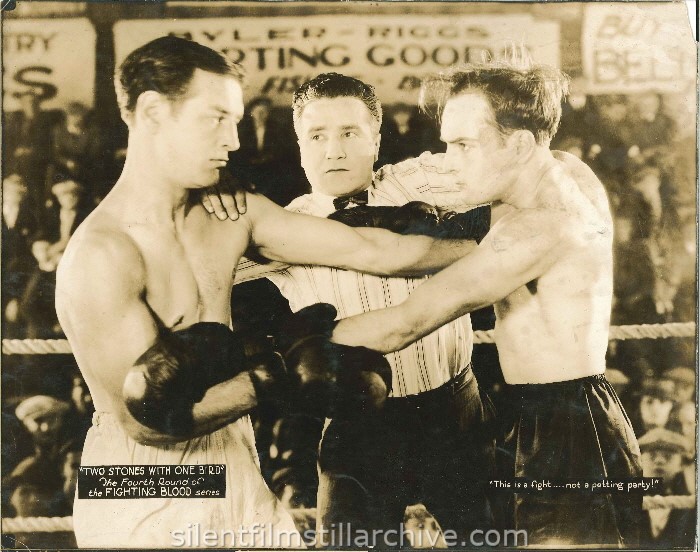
[333,190,369,210]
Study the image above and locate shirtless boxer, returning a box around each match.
[54,36,472,548]
[329,60,643,546]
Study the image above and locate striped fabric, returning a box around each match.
[238,153,477,397]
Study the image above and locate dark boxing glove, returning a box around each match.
[329,202,491,243]
[328,201,440,236]
[123,322,284,437]
[276,303,393,419]
[438,205,491,243]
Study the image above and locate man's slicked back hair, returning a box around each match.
[292,73,382,134]
[116,35,245,115]
[420,54,569,146]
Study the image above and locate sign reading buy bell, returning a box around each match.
[582,3,695,94]
[114,15,559,105]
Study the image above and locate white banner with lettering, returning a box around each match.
[581,3,695,94]
[114,15,560,105]
[2,18,96,110]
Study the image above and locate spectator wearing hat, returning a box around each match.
[19,175,90,340]
[664,366,696,404]
[664,367,695,436]
[48,101,107,204]
[2,174,39,338]
[628,378,675,436]
[15,395,74,458]
[638,428,695,548]
[5,396,74,518]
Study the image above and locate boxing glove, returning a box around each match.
[330,202,491,243]
[276,303,393,419]
[123,322,287,436]
[328,201,440,236]
[438,205,491,243]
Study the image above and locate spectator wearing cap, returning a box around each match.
[15,395,73,456]
[664,367,695,436]
[2,174,38,338]
[638,428,695,548]
[48,101,106,204]
[664,367,695,404]
[40,175,91,254]
[628,378,675,436]
[5,396,74,517]
[19,176,90,339]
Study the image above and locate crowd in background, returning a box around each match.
[1,83,696,548]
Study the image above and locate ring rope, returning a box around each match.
[2,322,695,355]
[2,516,73,533]
[1,496,696,533]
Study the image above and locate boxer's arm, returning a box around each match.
[330,210,569,352]
[246,193,474,276]
[56,235,258,445]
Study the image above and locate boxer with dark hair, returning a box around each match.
[330,58,644,546]
[55,37,472,547]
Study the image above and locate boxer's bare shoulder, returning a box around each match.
[554,150,613,228]
[57,208,146,305]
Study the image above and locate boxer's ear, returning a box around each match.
[510,130,536,162]
[135,91,168,132]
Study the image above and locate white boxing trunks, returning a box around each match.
[73,412,302,548]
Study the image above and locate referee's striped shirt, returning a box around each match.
[238,153,480,397]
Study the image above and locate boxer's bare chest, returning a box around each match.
[128,210,248,329]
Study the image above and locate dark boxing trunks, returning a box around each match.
[496,374,643,547]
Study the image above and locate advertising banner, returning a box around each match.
[114,15,560,105]
[2,18,96,110]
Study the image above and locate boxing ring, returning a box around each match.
[2,321,697,535]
